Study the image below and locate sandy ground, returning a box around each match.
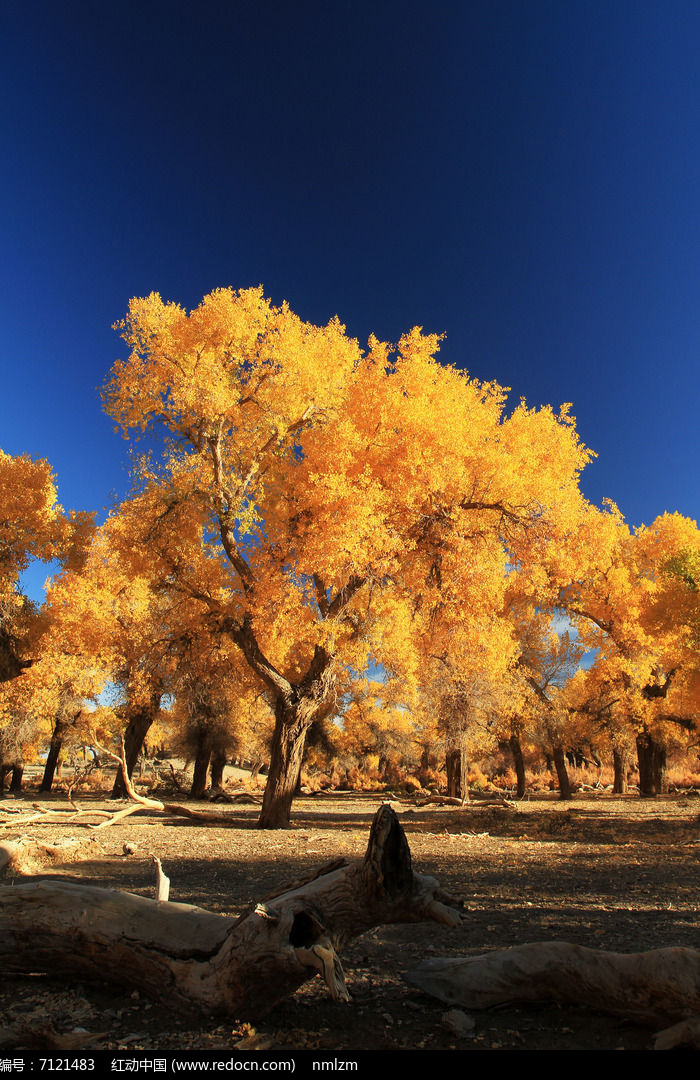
[2,776,700,1052]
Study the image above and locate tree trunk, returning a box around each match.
[509,734,526,798]
[0,807,460,1019]
[210,747,227,789]
[0,628,23,684]
[258,705,310,828]
[40,717,68,792]
[226,618,338,828]
[445,748,461,799]
[418,746,437,786]
[552,745,572,800]
[258,648,337,828]
[111,695,161,799]
[190,730,213,799]
[636,731,667,797]
[445,747,469,801]
[8,762,23,793]
[612,746,628,795]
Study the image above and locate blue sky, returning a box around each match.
[2,1,698,602]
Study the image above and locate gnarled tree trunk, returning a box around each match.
[509,734,526,798]
[258,703,313,827]
[111,692,162,799]
[445,747,469,802]
[226,597,361,829]
[612,745,629,795]
[210,747,227,789]
[190,728,214,798]
[0,760,22,797]
[41,724,65,793]
[258,647,337,829]
[636,730,667,797]
[0,627,23,684]
[0,806,460,1019]
[552,744,572,800]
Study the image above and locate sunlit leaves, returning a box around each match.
[99,287,605,732]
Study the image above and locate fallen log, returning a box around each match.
[0,805,460,1019]
[406,941,700,1026]
[88,738,260,828]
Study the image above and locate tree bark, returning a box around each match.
[445,748,461,799]
[0,762,22,797]
[210,747,227,789]
[190,730,213,799]
[418,746,437,786]
[612,746,629,795]
[636,731,667,797]
[0,628,23,684]
[445,747,469,801]
[0,806,460,1019]
[8,762,23,793]
[258,647,337,829]
[258,705,311,827]
[509,734,526,798]
[552,744,572,800]
[225,614,341,828]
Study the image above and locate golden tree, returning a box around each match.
[0,450,93,791]
[0,449,92,683]
[38,482,228,795]
[562,509,700,794]
[103,287,594,826]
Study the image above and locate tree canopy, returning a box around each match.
[99,286,598,824]
[3,288,696,815]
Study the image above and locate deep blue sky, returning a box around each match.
[2,1,698,599]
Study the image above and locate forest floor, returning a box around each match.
[2,771,700,1053]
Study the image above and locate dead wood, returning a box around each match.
[150,854,170,901]
[1,803,113,830]
[90,738,259,827]
[654,1017,700,1050]
[0,805,461,1020]
[469,791,517,808]
[416,792,516,809]
[406,941,700,1027]
[207,787,262,804]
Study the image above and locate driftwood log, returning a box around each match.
[0,806,460,1019]
[407,943,700,1045]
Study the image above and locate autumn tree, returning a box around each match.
[563,509,700,795]
[501,599,586,799]
[0,450,93,790]
[416,608,518,800]
[332,678,419,790]
[103,287,594,827]
[563,663,635,793]
[168,631,259,798]
[36,483,226,795]
[0,450,91,682]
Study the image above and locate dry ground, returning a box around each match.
[2,774,700,1053]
